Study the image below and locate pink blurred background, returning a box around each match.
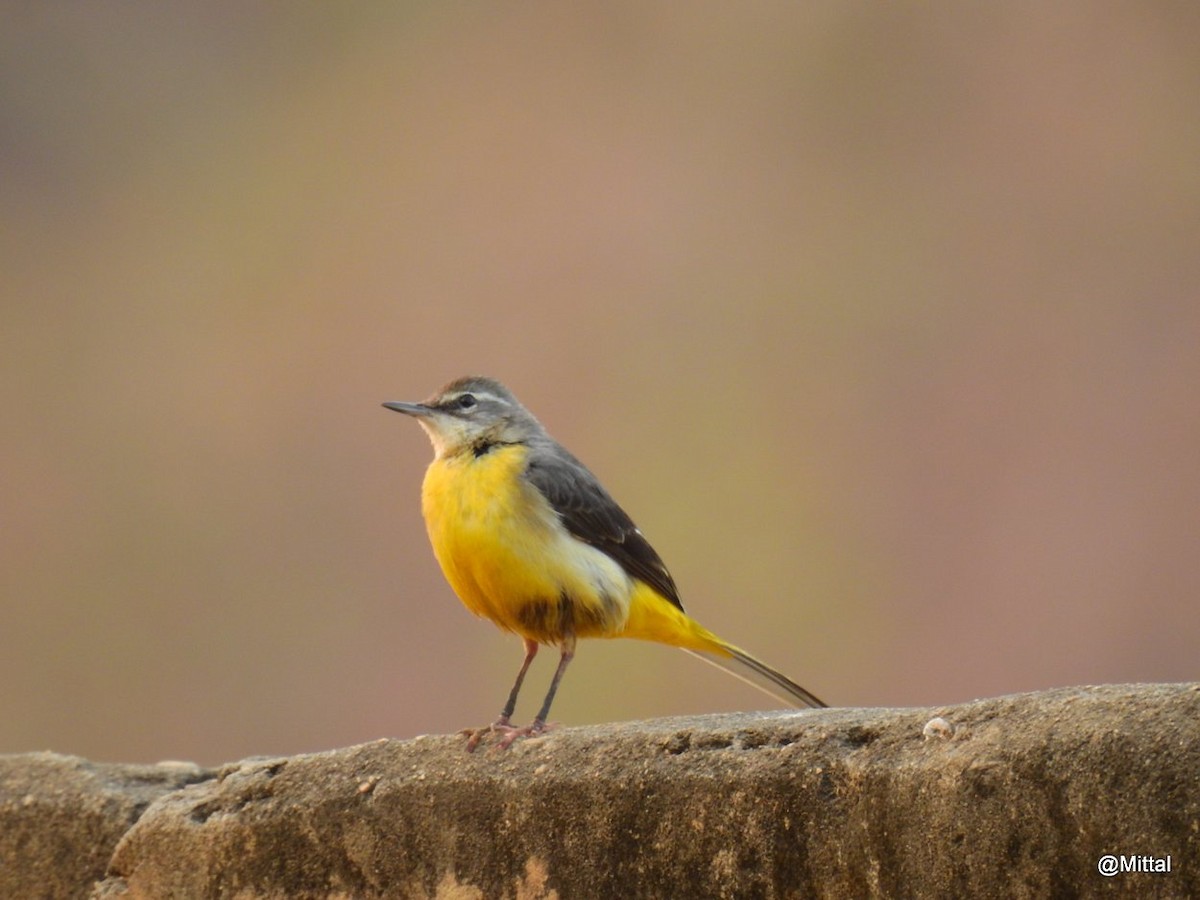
[2,4,1197,764]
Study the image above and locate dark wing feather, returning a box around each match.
[525,445,684,611]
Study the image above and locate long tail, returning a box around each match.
[619,583,827,709]
[683,644,827,709]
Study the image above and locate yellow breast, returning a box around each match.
[420,444,630,644]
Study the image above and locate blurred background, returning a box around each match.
[2,4,1198,765]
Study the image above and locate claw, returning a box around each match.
[461,716,509,753]
[462,718,556,752]
[494,720,549,750]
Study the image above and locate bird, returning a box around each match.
[383,375,826,749]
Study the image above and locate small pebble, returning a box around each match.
[922,716,955,741]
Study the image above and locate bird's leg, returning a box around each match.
[464,639,538,752]
[494,635,576,750]
[499,637,539,724]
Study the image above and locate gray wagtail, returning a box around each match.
[384,376,826,749]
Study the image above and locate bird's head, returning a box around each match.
[384,376,542,458]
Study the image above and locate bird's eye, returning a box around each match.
[457,393,477,410]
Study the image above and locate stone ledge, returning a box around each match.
[3,683,1197,898]
[0,753,212,899]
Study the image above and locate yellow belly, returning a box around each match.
[420,444,632,644]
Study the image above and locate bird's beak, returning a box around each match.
[382,401,431,417]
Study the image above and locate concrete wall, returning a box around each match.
[3,684,1196,898]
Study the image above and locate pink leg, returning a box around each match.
[464,636,577,752]
[494,636,575,750]
[464,639,538,752]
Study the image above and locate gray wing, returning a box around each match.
[524,444,684,612]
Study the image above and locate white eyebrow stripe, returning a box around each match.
[451,390,506,404]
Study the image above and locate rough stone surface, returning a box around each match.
[0,753,212,900]
[2,684,1197,898]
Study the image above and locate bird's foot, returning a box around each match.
[460,714,513,752]
[461,717,556,752]
[493,719,557,751]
